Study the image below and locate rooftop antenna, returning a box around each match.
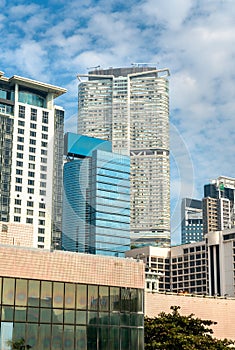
[86,65,101,70]
[131,63,159,67]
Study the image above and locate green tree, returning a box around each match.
[7,337,32,349]
[145,306,234,350]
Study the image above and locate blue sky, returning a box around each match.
[1,0,235,244]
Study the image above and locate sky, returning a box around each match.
[1,0,235,244]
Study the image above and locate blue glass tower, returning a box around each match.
[62,133,130,257]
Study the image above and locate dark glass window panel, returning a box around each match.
[99,326,109,350]
[138,328,144,350]
[64,310,75,324]
[121,287,130,312]
[99,286,109,311]
[2,278,15,305]
[110,327,120,350]
[110,287,120,311]
[26,323,38,349]
[0,278,2,303]
[130,313,139,326]
[53,282,64,308]
[88,311,99,325]
[12,322,26,345]
[110,312,120,325]
[131,328,138,349]
[130,288,138,312]
[64,325,75,350]
[2,306,14,321]
[40,308,52,323]
[15,279,27,306]
[14,306,26,322]
[52,325,63,350]
[87,325,97,350]
[137,289,144,312]
[65,283,75,309]
[88,285,98,311]
[76,284,87,309]
[76,310,86,325]
[52,309,63,324]
[75,326,87,350]
[120,313,130,326]
[41,281,52,307]
[99,312,109,325]
[27,307,39,322]
[38,324,51,350]
[121,327,130,350]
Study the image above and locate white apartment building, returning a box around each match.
[0,71,66,249]
[77,67,170,247]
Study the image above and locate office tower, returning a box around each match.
[62,132,130,257]
[203,176,235,234]
[0,71,66,249]
[77,66,170,247]
[181,198,203,244]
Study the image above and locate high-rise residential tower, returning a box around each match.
[181,198,203,244]
[0,71,66,249]
[77,66,170,247]
[62,133,130,256]
[203,176,235,234]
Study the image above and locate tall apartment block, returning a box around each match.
[181,198,203,244]
[0,71,66,249]
[203,176,235,234]
[77,67,170,247]
[62,132,130,257]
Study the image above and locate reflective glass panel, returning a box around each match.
[137,289,143,312]
[2,306,13,321]
[131,328,138,349]
[53,282,64,308]
[38,324,51,350]
[2,278,15,305]
[27,307,39,322]
[76,310,86,325]
[64,325,75,350]
[76,284,87,309]
[99,326,109,350]
[15,279,27,306]
[64,310,75,324]
[88,285,98,310]
[110,287,120,311]
[1,322,13,349]
[138,328,144,350]
[75,326,87,350]
[15,306,26,322]
[52,309,63,324]
[40,308,52,323]
[130,288,138,312]
[12,322,26,345]
[87,325,97,350]
[41,281,52,307]
[120,313,130,326]
[0,278,2,303]
[28,280,40,306]
[26,323,38,349]
[88,311,98,325]
[99,312,109,325]
[52,325,63,350]
[121,327,130,350]
[65,283,75,309]
[110,327,119,350]
[99,286,109,311]
[110,312,119,326]
[121,288,130,312]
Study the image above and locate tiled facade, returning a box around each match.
[0,222,34,247]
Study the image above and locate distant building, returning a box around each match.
[77,66,170,248]
[0,71,66,249]
[62,133,130,257]
[181,198,203,244]
[203,176,235,234]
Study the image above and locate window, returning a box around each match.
[14,216,21,222]
[28,180,34,186]
[40,165,47,172]
[15,177,22,183]
[42,111,49,124]
[38,228,45,234]
[39,203,45,209]
[29,147,36,153]
[30,139,36,145]
[19,105,25,118]
[17,152,23,159]
[39,211,45,217]
[27,209,33,216]
[26,218,33,224]
[30,131,36,137]
[41,149,47,156]
[18,120,25,127]
[15,186,22,192]
[31,108,37,121]
[17,136,24,143]
[41,141,48,148]
[42,133,48,140]
[27,201,34,207]
[28,188,34,194]
[29,155,35,161]
[17,144,24,151]
[14,207,21,214]
[40,173,47,180]
[41,157,47,164]
[40,182,46,188]
[16,169,23,175]
[30,123,37,129]
[39,219,45,225]
[40,190,46,196]
[18,128,24,134]
[42,125,48,132]
[38,236,44,242]
[28,163,35,169]
[28,171,35,177]
[15,199,21,205]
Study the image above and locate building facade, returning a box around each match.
[62,133,130,257]
[203,176,235,235]
[0,245,144,350]
[77,67,170,248]
[181,198,203,244]
[0,71,66,250]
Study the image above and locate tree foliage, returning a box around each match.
[145,306,234,350]
[7,337,32,349]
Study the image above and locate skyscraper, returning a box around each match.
[203,176,235,234]
[181,198,203,244]
[77,66,170,247]
[0,71,66,249]
[62,133,130,256]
